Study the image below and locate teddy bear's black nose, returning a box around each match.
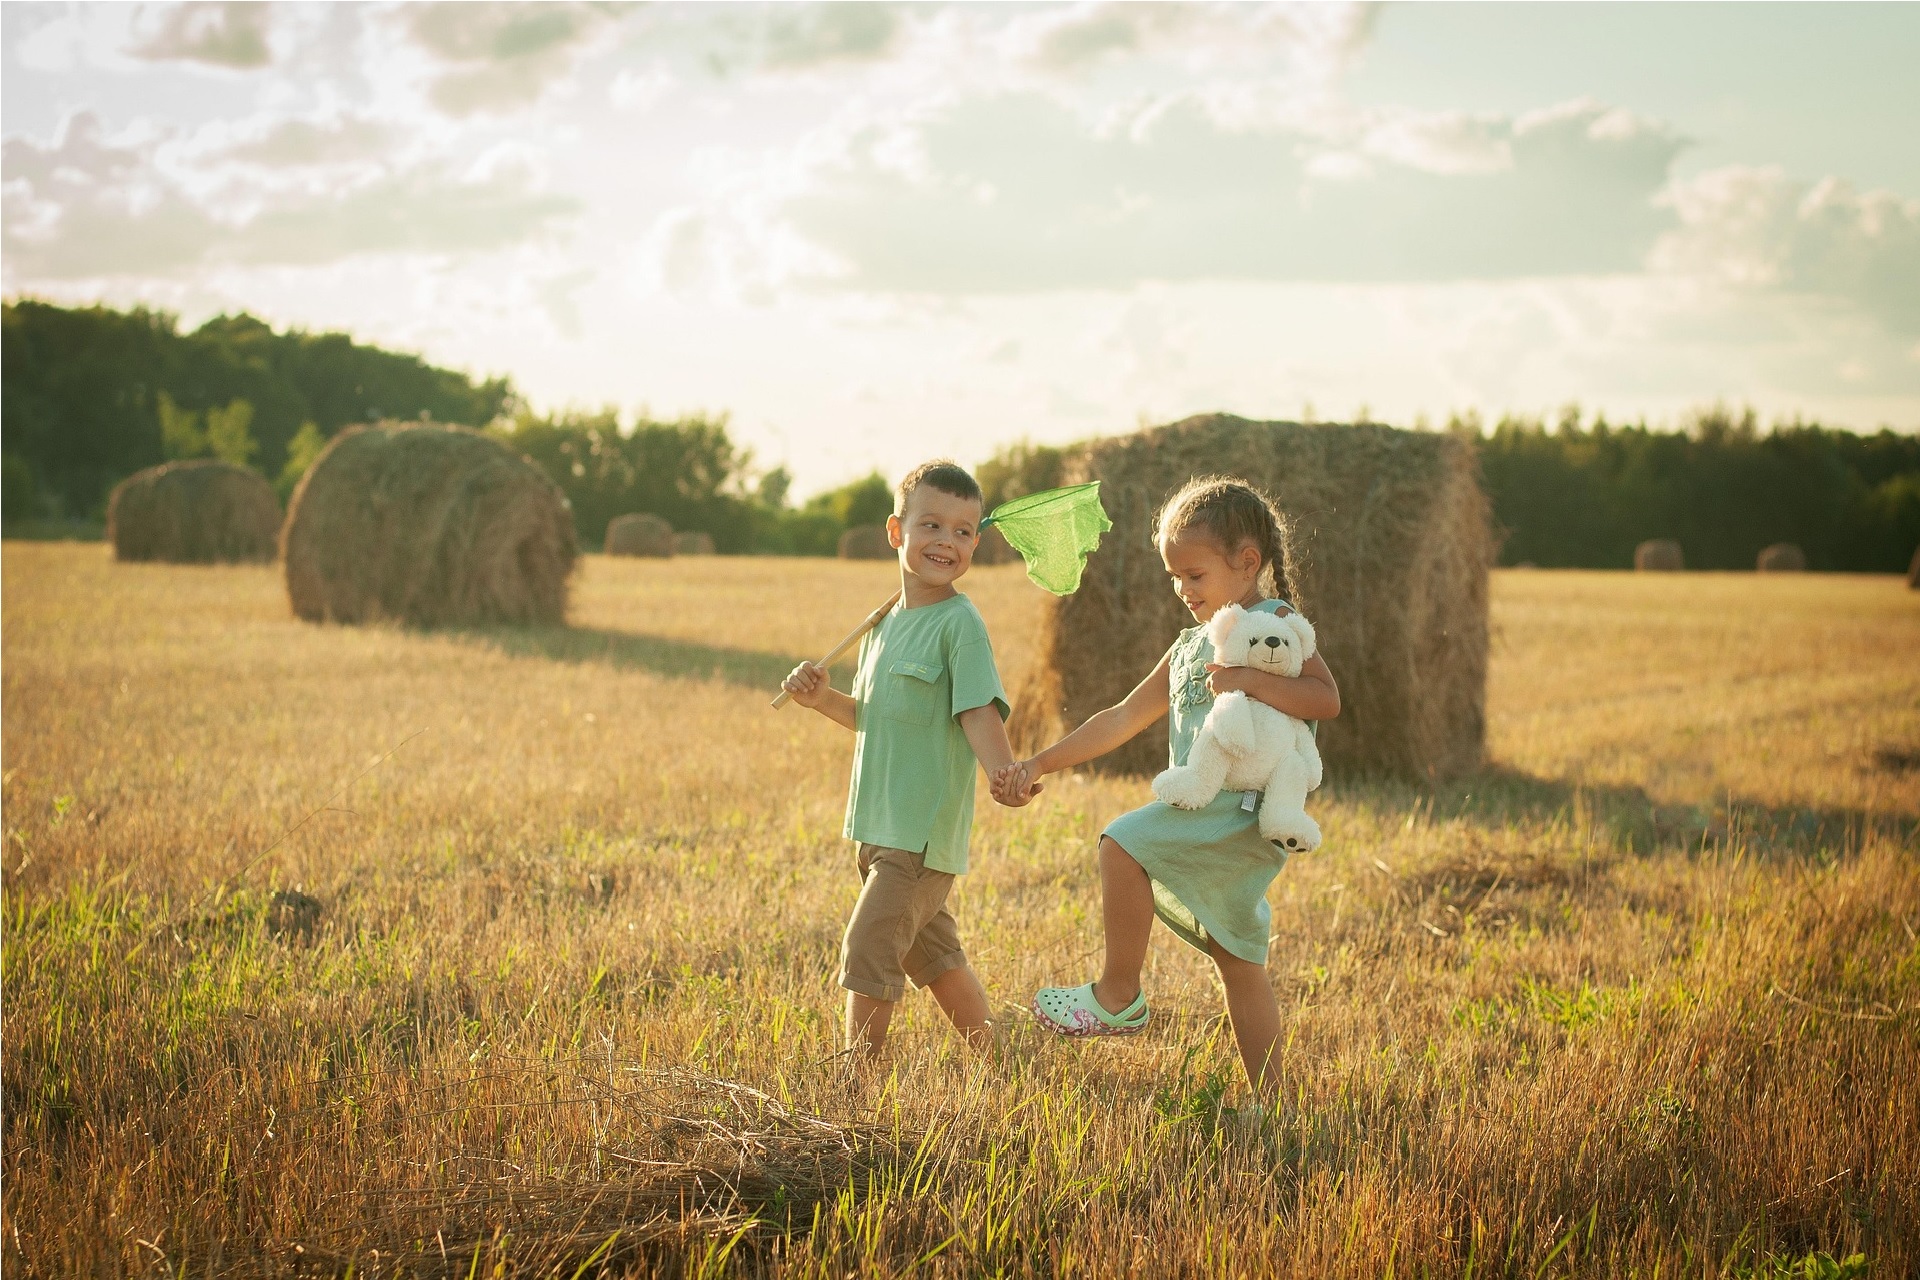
[1263,636,1281,647]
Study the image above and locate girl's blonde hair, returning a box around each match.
[1153,475,1294,601]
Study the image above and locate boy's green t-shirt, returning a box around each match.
[843,593,1009,875]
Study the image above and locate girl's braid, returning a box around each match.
[1153,475,1294,602]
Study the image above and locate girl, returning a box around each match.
[992,476,1340,1106]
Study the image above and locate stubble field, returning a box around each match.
[3,541,1917,1277]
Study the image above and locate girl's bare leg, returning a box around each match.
[1207,939,1282,1105]
[927,962,994,1050]
[1093,836,1156,1014]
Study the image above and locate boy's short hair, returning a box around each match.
[895,460,982,514]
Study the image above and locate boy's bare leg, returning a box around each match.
[1207,939,1282,1106]
[926,962,994,1050]
[846,992,894,1056]
[1093,836,1155,1015]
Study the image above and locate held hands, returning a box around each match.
[781,661,830,708]
[990,759,1044,807]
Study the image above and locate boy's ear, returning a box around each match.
[886,513,904,549]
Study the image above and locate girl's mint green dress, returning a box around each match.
[1105,597,1298,965]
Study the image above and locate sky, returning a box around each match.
[4,1,1918,496]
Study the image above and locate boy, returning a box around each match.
[781,460,1027,1056]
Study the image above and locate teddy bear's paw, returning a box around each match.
[1262,812,1323,853]
[1153,767,1216,810]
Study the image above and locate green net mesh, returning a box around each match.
[982,482,1112,596]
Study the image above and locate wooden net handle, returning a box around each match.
[770,589,903,709]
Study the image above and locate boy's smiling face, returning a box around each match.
[888,485,982,594]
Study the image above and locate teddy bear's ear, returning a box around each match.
[1206,604,1244,656]
[1283,612,1317,661]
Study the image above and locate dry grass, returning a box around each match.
[282,423,576,627]
[607,516,675,559]
[3,543,1917,1277]
[837,527,892,561]
[1014,416,1492,781]
[107,460,280,565]
[1634,541,1684,572]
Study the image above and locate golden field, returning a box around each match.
[3,540,1917,1277]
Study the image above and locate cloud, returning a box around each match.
[2,112,578,282]
[762,3,901,70]
[208,115,397,169]
[126,2,273,69]
[779,93,1684,293]
[1018,1,1376,76]
[1654,166,1920,334]
[401,2,624,116]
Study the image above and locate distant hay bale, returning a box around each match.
[281,422,575,626]
[838,525,894,560]
[1635,540,1684,572]
[1013,414,1492,781]
[973,525,1020,566]
[1909,546,1919,589]
[673,530,716,556]
[106,459,280,564]
[1756,543,1806,573]
[606,514,675,557]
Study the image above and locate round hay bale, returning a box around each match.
[605,514,674,557]
[673,530,716,556]
[1634,539,1684,571]
[281,422,576,626]
[1909,545,1919,589]
[838,524,894,560]
[106,459,280,564]
[972,524,1020,566]
[1756,542,1806,573]
[1012,414,1492,782]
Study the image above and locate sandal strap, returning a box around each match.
[1039,982,1149,1030]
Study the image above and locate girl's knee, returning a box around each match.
[1207,942,1265,981]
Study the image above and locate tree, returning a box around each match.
[277,422,327,501]
[1,299,515,520]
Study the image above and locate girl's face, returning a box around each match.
[1161,530,1263,622]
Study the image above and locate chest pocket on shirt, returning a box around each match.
[884,659,944,726]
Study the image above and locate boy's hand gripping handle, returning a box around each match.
[770,589,903,709]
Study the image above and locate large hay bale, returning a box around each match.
[1014,414,1492,780]
[838,525,894,560]
[973,525,1020,566]
[673,530,716,556]
[106,459,280,564]
[1756,542,1806,573]
[605,514,674,557]
[1909,546,1920,589]
[1634,539,1684,571]
[281,422,575,626]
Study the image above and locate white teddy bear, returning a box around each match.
[1152,603,1325,853]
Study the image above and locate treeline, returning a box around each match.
[489,406,895,554]
[967,418,1920,572]
[1471,407,1920,571]
[6,302,1916,569]
[3,300,513,524]
[0,300,902,554]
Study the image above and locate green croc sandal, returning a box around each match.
[1032,983,1149,1037]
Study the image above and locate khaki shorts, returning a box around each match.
[838,844,966,1002]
